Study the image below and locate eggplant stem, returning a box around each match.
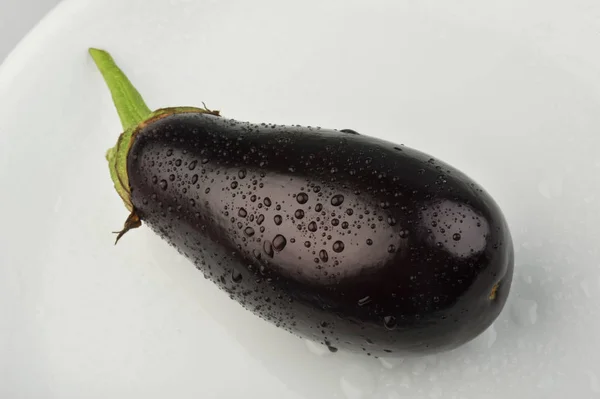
[114,211,142,244]
[202,101,220,116]
[89,47,150,242]
[88,48,152,131]
[89,47,223,243]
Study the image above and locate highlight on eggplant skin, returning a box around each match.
[89,47,515,356]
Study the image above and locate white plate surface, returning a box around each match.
[1,0,600,398]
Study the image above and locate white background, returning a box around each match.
[0,0,61,62]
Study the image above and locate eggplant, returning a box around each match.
[89,48,514,356]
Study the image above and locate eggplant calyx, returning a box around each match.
[89,47,220,242]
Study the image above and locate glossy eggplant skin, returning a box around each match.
[127,111,514,356]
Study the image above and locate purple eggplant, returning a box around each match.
[90,48,513,356]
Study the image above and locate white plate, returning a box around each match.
[1,0,600,398]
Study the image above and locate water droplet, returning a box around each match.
[274,215,283,225]
[308,221,318,232]
[387,245,396,253]
[346,209,354,216]
[379,356,403,369]
[400,230,409,238]
[387,217,397,226]
[297,192,309,204]
[201,158,209,164]
[331,194,345,206]
[538,174,564,199]
[263,197,272,207]
[188,160,198,170]
[366,239,373,245]
[580,280,592,298]
[313,186,321,193]
[331,219,340,226]
[471,324,497,349]
[333,241,345,253]
[340,365,375,399]
[358,296,372,306]
[342,222,349,229]
[191,174,198,184]
[319,249,329,262]
[169,174,175,181]
[295,209,305,219]
[305,340,333,357]
[175,159,182,167]
[253,249,261,259]
[159,180,168,190]
[244,227,255,237]
[205,187,211,194]
[511,298,538,326]
[273,235,287,251]
[238,208,247,218]
[189,199,196,207]
[238,169,247,179]
[232,270,243,283]
[166,149,173,157]
[585,370,600,393]
[304,241,311,248]
[384,316,397,330]
[453,233,462,241]
[231,181,239,189]
[152,176,158,184]
[263,241,274,258]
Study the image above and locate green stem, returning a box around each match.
[89,47,151,217]
[89,47,221,242]
[88,48,152,130]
